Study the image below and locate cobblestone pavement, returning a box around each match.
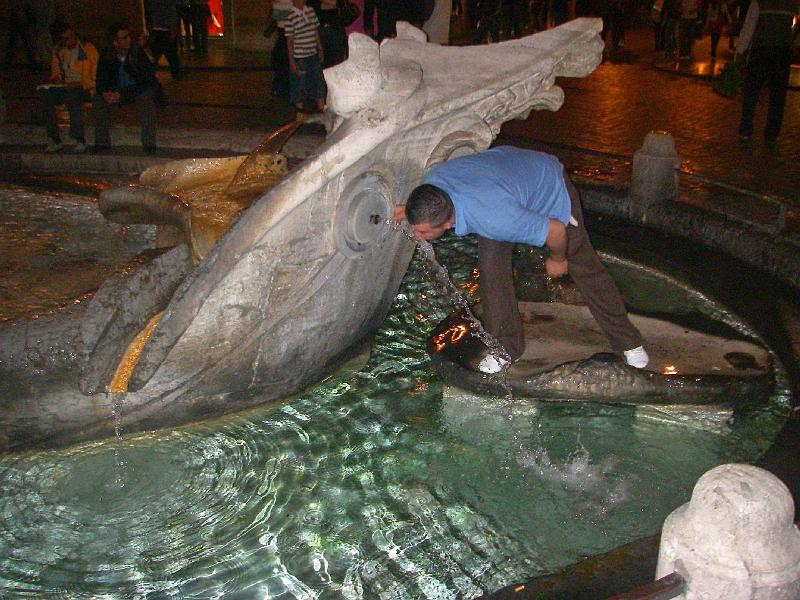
[2,20,797,213]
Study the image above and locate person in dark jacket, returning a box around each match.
[93,23,160,154]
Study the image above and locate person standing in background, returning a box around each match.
[284,0,326,113]
[145,0,183,78]
[3,0,38,70]
[190,0,211,52]
[269,0,294,101]
[735,0,800,149]
[177,0,194,50]
[705,0,730,60]
[309,0,347,67]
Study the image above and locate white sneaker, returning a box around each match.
[478,353,509,374]
[624,345,649,369]
[73,141,86,153]
[45,140,63,153]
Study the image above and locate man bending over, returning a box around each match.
[394,146,648,373]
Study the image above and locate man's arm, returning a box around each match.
[544,218,568,278]
[735,0,758,58]
[286,34,297,72]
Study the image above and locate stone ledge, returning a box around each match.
[0,123,326,161]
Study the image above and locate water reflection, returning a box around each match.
[0,234,787,598]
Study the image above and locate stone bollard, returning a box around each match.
[656,463,800,599]
[631,131,680,212]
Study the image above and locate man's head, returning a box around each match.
[51,22,77,49]
[108,23,132,55]
[405,184,456,241]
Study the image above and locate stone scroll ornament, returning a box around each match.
[0,19,604,452]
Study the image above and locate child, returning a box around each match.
[284,0,326,112]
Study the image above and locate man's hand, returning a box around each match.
[393,204,406,222]
[103,91,121,104]
[289,59,299,74]
[545,256,568,279]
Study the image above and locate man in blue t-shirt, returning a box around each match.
[394,146,648,374]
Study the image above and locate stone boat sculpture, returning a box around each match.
[0,20,605,452]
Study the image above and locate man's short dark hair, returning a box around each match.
[50,20,71,43]
[108,22,129,42]
[406,184,454,226]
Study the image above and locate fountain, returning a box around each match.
[0,18,798,599]
[0,19,606,452]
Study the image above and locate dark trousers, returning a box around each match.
[271,28,290,101]
[191,7,209,51]
[739,46,792,141]
[477,173,643,361]
[93,88,157,149]
[472,0,500,43]
[319,23,347,68]
[39,86,91,143]
[148,29,182,77]
[289,55,326,105]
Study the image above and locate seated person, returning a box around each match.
[38,22,98,153]
[93,23,160,154]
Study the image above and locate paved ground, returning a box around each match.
[1,16,798,223]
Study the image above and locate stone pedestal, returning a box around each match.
[631,131,679,211]
[656,463,800,599]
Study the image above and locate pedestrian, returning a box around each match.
[472,0,501,43]
[394,146,649,373]
[309,0,348,67]
[728,0,751,49]
[37,21,98,152]
[268,0,294,101]
[177,0,193,50]
[704,0,731,60]
[363,0,394,41]
[93,23,161,154]
[659,0,681,56]
[190,0,211,52]
[679,0,701,59]
[602,0,629,60]
[284,0,326,113]
[3,0,37,70]
[145,0,183,78]
[735,0,800,149]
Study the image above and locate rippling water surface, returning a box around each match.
[0,208,789,598]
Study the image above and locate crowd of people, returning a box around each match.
[30,0,216,155]
[37,21,163,154]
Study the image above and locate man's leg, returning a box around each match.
[764,48,791,143]
[92,92,112,148]
[477,236,525,360]
[562,174,643,355]
[160,30,183,77]
[739,49,767,139]
[38,87,63,143]
[64,87,90,143]
[135,88,157,151]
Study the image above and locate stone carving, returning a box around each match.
[0,19,604,452]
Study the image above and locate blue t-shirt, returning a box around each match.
[422,146,572,246]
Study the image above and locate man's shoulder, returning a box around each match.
[81,41,100,58]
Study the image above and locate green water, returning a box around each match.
[0,234,789,599]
